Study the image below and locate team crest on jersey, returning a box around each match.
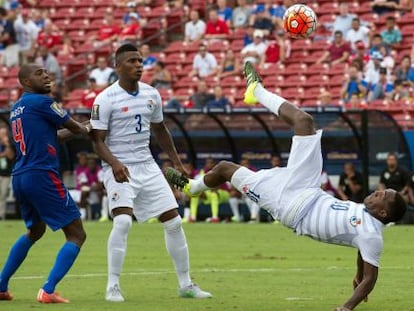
[147,100,154,111]
[111,192,120,202]
[349,216,361,227]
[91,104,100,120]
[384,172,390,179]
[50,102,66,117]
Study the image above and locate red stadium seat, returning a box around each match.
[307,63,330,75]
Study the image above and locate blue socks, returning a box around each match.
[0,235,34,292]
[42,241,80,294]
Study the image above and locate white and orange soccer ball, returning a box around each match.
[283,4,317,39]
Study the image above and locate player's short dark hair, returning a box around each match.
[115,43,138,64]
[386,192,407,223]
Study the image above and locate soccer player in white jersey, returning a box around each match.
[166,61,407,311]
[89,44,211,302]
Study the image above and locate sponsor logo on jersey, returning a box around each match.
[349,216,361,227]
[111,192,120,202]
[50,102,67,117]
[92,104,100,120]
[242,184,260,203]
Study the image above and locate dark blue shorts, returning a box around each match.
[13,170,80,231]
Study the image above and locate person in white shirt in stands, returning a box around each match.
[241,29,267,64]
[89,56,114,90]
[166,61,407,311]
[185,10,206,43]
[14,9,39,65]
[346,17,371,52]
[332,2,356,39]
[89,43,211,302]
[189,43,218,78]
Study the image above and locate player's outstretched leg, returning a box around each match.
[166,161,240,198]
[243,61,315,136]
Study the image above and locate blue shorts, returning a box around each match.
[12,170,80,231]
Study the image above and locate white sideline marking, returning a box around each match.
[285,297,314,301]
[12,266,412,281]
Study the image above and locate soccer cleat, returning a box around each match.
[0,291,13,301]
[37,289,69,303]
[105,284,124,302]
[178,284,212,299]
[165,167,199,197]
[206,217,220,223]
[243,61,263,105]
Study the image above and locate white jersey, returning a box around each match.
[296,190,385,267]
[90,81,163,167]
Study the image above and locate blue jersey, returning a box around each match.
[10,92,69,175]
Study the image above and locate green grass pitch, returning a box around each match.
[0,221,413,311]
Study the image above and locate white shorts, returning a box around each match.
[103,160,178,222]
[231,130,323,225]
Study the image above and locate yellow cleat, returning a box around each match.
[243,61,262,105]
[165,167,200,197]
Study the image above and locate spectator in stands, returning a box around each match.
[140,44,157,71]
[97,9,121,43]
[81,78,101,109]
[349,41,370,71]
[394,55,414,86]
[0,7,18,67]
[270,154,282,168]
[206,85,231,109]
[341,64,368,103]
[241,29,267,65]
[262,29,285,66]
[378,152,410,203]
[14,9,39,65]
[0,127,14,220]
[380,16,402,48]
[89,56,114,89]
[189,43,218,78]
[83,155,104,220]
[371,0,408,15]
[123,1,140,25]
[321,170,337,197]
[232,0,253,29]
[345,17,371,52]
[364,51,386,89]
[36,20,61,52]
[120,12,141,43]
[188,80,214,108]
[243,24,254,46]
[252,0,286,29]
[35,45,62,85]
[205,8,230,40]
[337,162,364,203]
[370,33,389,55]
[391,79,410,100]
[184,10,206,43]
[57,35,75,58]
[32,9,47,30]
[218,49,240,78]
[150,61,172,90]
[331,2,356,39]
[317,90,335,106]
[367,67,394,102]
[317,30,351,66]
[250,5,274,36]
[215,0,232,27]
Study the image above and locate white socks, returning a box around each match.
[163,216,191,288]
[254,83,286,115]
[107,214,132,289]
[228,197,241,221]
[189,177,209,195]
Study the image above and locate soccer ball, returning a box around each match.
[283,4,317,39]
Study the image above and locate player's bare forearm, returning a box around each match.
[90,131,119,167]
[152,122,182,167]
[58,120,91,143]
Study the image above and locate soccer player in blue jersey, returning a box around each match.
[0,63,91,303]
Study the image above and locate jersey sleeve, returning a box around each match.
[90,92,112,130]
[150,90,163,123]
[353,234,383,267]
[37,95,69,126]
